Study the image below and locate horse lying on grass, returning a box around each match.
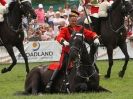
[24,29,110,95]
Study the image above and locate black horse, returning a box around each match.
[89,0,133,78]
[0,0,36,74]
[24,29,110,95]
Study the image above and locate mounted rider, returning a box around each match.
[84,0,114,34]
[45,10,100,92]
[0,0,8,22]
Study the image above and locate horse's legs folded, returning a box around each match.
[45,69,59,92]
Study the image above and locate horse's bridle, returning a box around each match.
[76,64,97,82]
[7,0,32,33]
[72,47,97,82]
[69,33,97,82]
[109,0,133,33]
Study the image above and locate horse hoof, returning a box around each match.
[1,68,9,73]
[104,75,110,79]
[118,71,124,78]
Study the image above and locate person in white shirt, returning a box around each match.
[64,3,71,17]
[53,11,65,36]
[98,0,113,17]
[46,6,55,28]
[62,13,69,26]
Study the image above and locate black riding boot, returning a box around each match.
[45,69,59,92]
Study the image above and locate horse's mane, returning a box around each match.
[8,2,16,12]
[111,0,121,10]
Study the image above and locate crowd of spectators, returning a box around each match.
[22,3,133,42]
[23,3,73,42]
[125,15,133,40]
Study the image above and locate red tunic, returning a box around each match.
[0,0,6,6]
[56,25,97,69]
[90,6,99,14]
[90,0,113,15]
[56,25,97,53]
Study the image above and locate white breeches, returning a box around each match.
[98,11,108,17]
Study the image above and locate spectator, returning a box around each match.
[62,13,69,26]
[31,19,40,33]
[58,6,65,17]
[125,16,133,39]
[71,5,78,12]
[64,3,71,17]
[28,30,42,41]
[53,11,65,36]
[27,24,34,39]
[41,24,55,41]
[46,6,55,28]
[35,4,45,24]
[22,16,29,41]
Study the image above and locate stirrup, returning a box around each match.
[63,80,70,93]
[45,81,52,92]
[66,82,70,94]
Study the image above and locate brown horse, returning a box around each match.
[24,30,110,95]
[0,0,36,74]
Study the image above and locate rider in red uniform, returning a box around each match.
[45,10,100,91]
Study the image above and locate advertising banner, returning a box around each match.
[0,40,133,63]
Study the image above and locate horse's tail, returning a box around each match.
[97,86,111,93]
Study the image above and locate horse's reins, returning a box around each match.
[63,28,85,93]
[108,0,125,33]
[75,45,98,82]
[6,17,23,33]
[108,12,125,33]
[6,0,32,33]
[109,0,133,33]
[69,32,98,82]
[76,63,97,82]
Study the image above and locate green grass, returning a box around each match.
[0,60,133,99]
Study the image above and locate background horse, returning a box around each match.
[90,0,133,78]
[0,0,36,74]
[24,29,110,95]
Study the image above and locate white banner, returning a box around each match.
[97,40,133,60]
[0,41,62,63]
[0,40,133,63]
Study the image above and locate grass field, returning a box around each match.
[0,60,133,99]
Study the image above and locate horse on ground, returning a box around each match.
[0,0,36,74]
[24,28,110,95]
[89,0,133,78]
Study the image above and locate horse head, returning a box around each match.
[8,0,36,19]
[7,0,36,32]
[16,0,36,19]
[67,29,101,92]
[69,30,85,62]
[123,0,133,21]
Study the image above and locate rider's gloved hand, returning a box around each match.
[61,39,69,46]
[94,38,100,46]
[63,40,69,46]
